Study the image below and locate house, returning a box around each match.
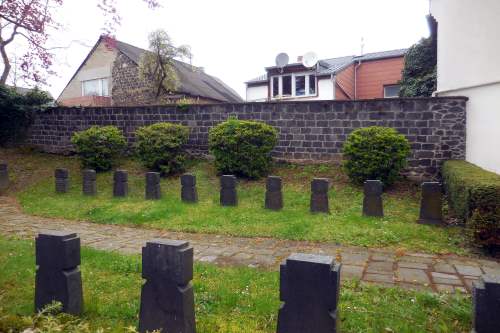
[245,49,407,102]
[430,0,500,174]
[57,36,243,107]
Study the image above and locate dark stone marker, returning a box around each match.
[472,274,500,333]
[363,180,384,217]
[417,182,443,225]
[277,253,341,333]
[35,231,83,315]
[220,175,237,206]
[82,169,96,196]
[145,172,161,200]
[265,176,283,210]
[310,178,330,213]
[55,168,70,193]
[0,163,9,191]
[181,173,198,203]
[138,239,196,333]
[113,170,128,197]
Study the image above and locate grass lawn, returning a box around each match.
[1,148,467,255]
[0,236,472,333]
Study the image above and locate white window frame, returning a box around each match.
[270,72,318,99]
[82,78,110,97]
[383,84,400,98]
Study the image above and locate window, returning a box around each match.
[309,76,316,95]
[272,77,279,98]
[271,73,317,98]
[282,75,292,96]
[295,75,306,96]
[384,84,400,98]
[82,78,109,97]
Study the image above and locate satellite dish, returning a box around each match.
[302,52,319,68]
[275,53,290,68]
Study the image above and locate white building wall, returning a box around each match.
[431,0,500,174]
[246,84,268,102]
[245,77,334,102]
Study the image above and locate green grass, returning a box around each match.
[0,236,472,332]
[1,148,466,254]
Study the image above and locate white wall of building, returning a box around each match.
[245,76,334,102]
[431,0,500,174]
[246,84,268,102]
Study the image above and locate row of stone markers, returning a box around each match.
[54,168,444,222]
[34,230,500,333]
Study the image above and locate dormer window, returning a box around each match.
[271,73,317,99]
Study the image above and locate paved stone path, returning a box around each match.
[0,196,499,293]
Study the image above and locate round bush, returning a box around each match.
[208,118,278,179]
[134,122,190,175]
[343,126,411,187]
[71,126,127,171]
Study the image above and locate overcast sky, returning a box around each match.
[7,0,431,99]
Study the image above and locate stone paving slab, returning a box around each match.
[0,196,499,293]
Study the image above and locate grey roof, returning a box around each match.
[247,48,407,84]
[115,40,242,103]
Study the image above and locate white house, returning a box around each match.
[430,0,500,174]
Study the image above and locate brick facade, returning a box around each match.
[27,97,467,180]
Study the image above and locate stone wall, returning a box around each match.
[27,97,467,180]
[111,53,218,106]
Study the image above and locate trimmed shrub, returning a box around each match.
[208,118,278,179]
[343,126,411,187]
[71,126,126,171]
[134,122,189,175]
[442,160,500,249]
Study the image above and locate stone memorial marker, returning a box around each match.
[472,274,500,333]
[310,178,330,213]
[113,170,128,197]
[265,176,283,210]
[35,231,83,315]
[145,172,161,200]
[181,173,198,203]
[220,175,237,206]
[55,168,70,193]
[139,239,196,333]
[82,169,97,196]
[363,180,384,217]
[0,163,9,192]
[417,182,443,225]
[277,253,341,333]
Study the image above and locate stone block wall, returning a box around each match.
[27,97,467,180]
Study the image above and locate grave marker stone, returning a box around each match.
[113,170,128,197]
[472,274,500,333]
[310,178,330,213]
[145,172,161,200]
[181,174,198,203]
[138,239,196,333]
[82,169,96,196]
[277,253,341,333]
[0,163,9,191]
[418,182,443,225]
[55,168,70,193]
[35,231,83,315]
[220,175,237,206]
[265,176,283,210]
[363,180,384,217]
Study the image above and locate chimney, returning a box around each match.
[297,56,303,63]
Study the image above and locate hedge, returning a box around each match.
[208,118,278,179]
[134,122,189,175]
[442,160,500,248]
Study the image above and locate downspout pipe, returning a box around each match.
[354,60,362,100]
